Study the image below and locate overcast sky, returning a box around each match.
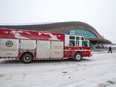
[0,0,116,43]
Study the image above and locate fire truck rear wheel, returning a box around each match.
[74,52,82,61]
[21,53,33,63]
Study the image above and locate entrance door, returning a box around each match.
[36,40,50,58]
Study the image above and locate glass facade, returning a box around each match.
[64,29,97,38]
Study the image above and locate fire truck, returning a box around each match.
[0,28,92,63]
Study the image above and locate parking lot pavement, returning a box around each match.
[0,52,116,87]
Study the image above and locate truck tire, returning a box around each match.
[21,53,33,63]
[74,52,82,61]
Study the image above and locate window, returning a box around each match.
[80,37,84,40]
[69,36,75,39]
[82,41,90,47]
[76,40,79,46]
[69,36,75,46]
[64,29,97,38]
[76,37,79,40]
[76,37,79,46]
[82,41,87,47]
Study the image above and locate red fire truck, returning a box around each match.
[0,28,92,63]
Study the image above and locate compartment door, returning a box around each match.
[0,39,19,57]
[51,41,63,58]
[36,41,50,58]
[20,40,36,50]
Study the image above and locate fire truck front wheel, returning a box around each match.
[74,52,82,61]
[21,53,33,63]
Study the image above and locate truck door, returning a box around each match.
[0,39,19,58]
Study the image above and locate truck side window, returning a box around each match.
[76,37,79,46]
[76,37,79,40]
[81,37,84,40]
[69,36,75,46]
[76,40,79,46]
[82,41,87,47]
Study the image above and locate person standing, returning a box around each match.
[108,46,112,53]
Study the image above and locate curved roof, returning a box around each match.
[88,38,111,44]
[0,21,111,44]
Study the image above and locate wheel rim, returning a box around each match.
[24,56,31,62]
[76,54,81,60]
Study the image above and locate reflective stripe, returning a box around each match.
[36,58,64,60]
[64,50,91,51]
[0,57,17,59]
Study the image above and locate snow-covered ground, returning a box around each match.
[0,52,116,87]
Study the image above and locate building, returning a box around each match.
[0,21,111,48]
